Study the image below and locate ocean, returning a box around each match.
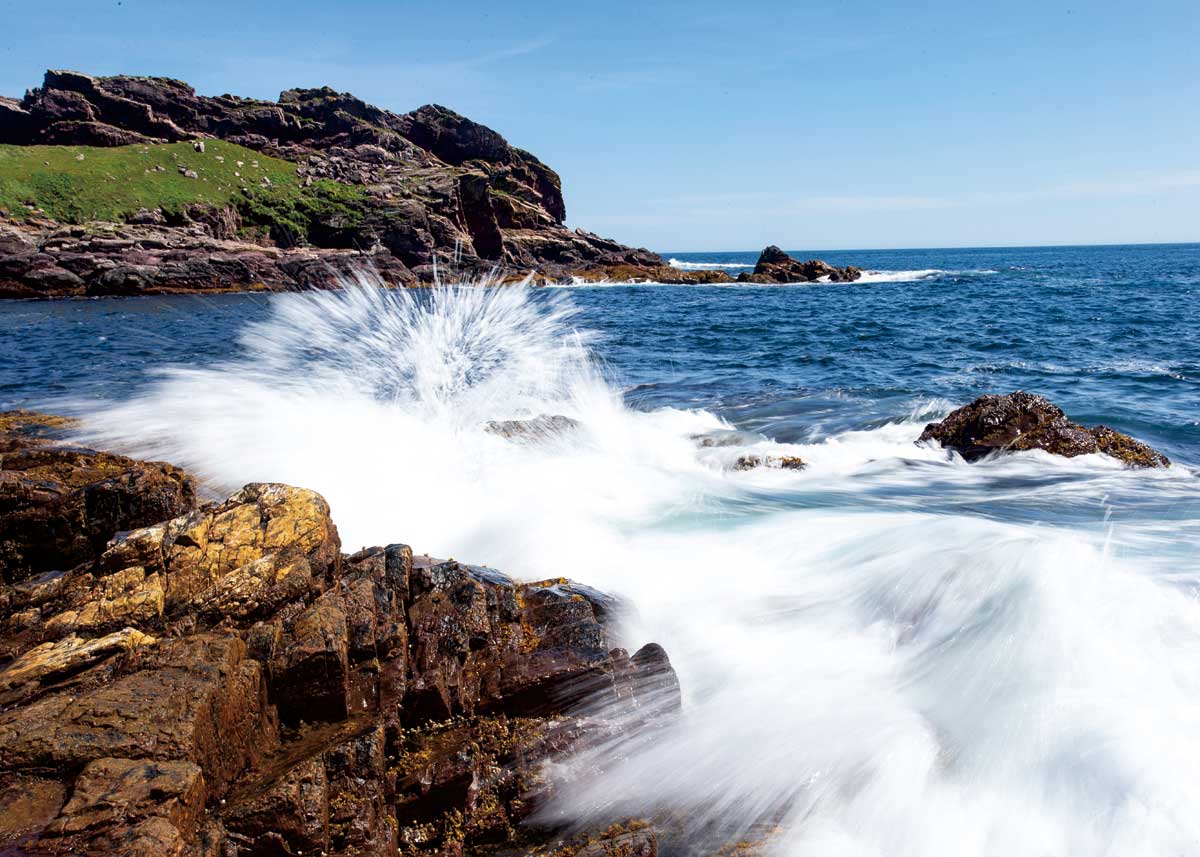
[2,243,1199,855]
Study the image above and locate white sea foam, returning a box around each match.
[668,258,756,270]
[76,275,1200,856]
[853,268,999,283]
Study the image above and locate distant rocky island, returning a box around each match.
[0,70,859,297]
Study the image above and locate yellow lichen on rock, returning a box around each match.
[44,567,165,635]
[0,627,156,693]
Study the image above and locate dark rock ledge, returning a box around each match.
[918,391,1170,468]
[0,411,682,856]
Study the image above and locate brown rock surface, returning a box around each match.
[918,391,1170,467]
[0,416,681,855]
[0,411,197,584]
[736,245,862,284]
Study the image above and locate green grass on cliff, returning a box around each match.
[0,140,373,246]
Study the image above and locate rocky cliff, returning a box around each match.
[0,70,727,296]
[0,411,681,855]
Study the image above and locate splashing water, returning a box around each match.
[78,275,1200,856]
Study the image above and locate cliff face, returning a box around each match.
[0,70,723,296]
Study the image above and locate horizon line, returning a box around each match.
[658,239,1200,255]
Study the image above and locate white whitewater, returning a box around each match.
[78,277,1200,857]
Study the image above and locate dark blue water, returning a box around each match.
[8,243,1193,463]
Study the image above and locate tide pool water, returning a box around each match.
[1,243,1198,856]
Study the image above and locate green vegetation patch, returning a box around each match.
[0,140,376,247]
[0,140,298,221]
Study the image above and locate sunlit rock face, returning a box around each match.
[919,390,1170,467]
[0,412,680,855]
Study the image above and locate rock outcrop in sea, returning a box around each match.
[919,391,1171,467]
[736,245,862,284]
[0,412,680,855]
[0,69,734,296]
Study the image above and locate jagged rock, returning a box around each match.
[0,634,277,790]
[0,416,197,584]
[0,627,155,705]
[42,757,205,846]
[736,245,862,284]
[222,755,329,853]
[918,391,1170,467]
[272,595,351,723]
[0,417,681,855]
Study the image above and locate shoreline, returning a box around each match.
[0,409,683,854]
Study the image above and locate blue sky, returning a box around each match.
[3,0,1198,251]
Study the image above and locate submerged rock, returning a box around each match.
[485,413,582,440]
[736,245,862,284]
[733,454,806,471]
[0,416,681,855]
[918,391,1170,467]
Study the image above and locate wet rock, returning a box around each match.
[43,757,205,841]
[273,595,351,724]
[918,391,1170,467]
[0,774,67,844]
[0,426,197,584]
[0,634,277,792]
[630,642,683,716]
[323,725,394,854]
[486,414,582,441]
[222,755,329,853]
[1090,424,1171,468]
[0,627,156,705]
[736,245,862,284]
[733,454,806,471]
[0,409,77,451]
[517,821,659,857]
[0,427,681,856]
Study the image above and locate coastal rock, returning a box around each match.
[0,414,197,584]
[0,633,278,788]
[918,391,1170,467]
[0,627,156,705]
[485,413,582,440]
[733,454,806,471]
[0,69,711,294]
[0,417,682,855]
[736,245,862,284]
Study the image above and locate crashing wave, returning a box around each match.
[74,273,1200,857]
[667,257,755,270]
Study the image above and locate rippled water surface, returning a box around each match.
[2,243,1199,856]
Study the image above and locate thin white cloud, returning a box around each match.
[625,169,1200,222]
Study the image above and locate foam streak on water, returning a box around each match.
[77,277,1200,857]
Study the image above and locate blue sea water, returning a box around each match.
[3,243,1200,854]
[4,243,1197,462]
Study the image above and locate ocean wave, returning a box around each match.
[73,276,1200,857]
[854,268,1000,283]
[667,258,755,270]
